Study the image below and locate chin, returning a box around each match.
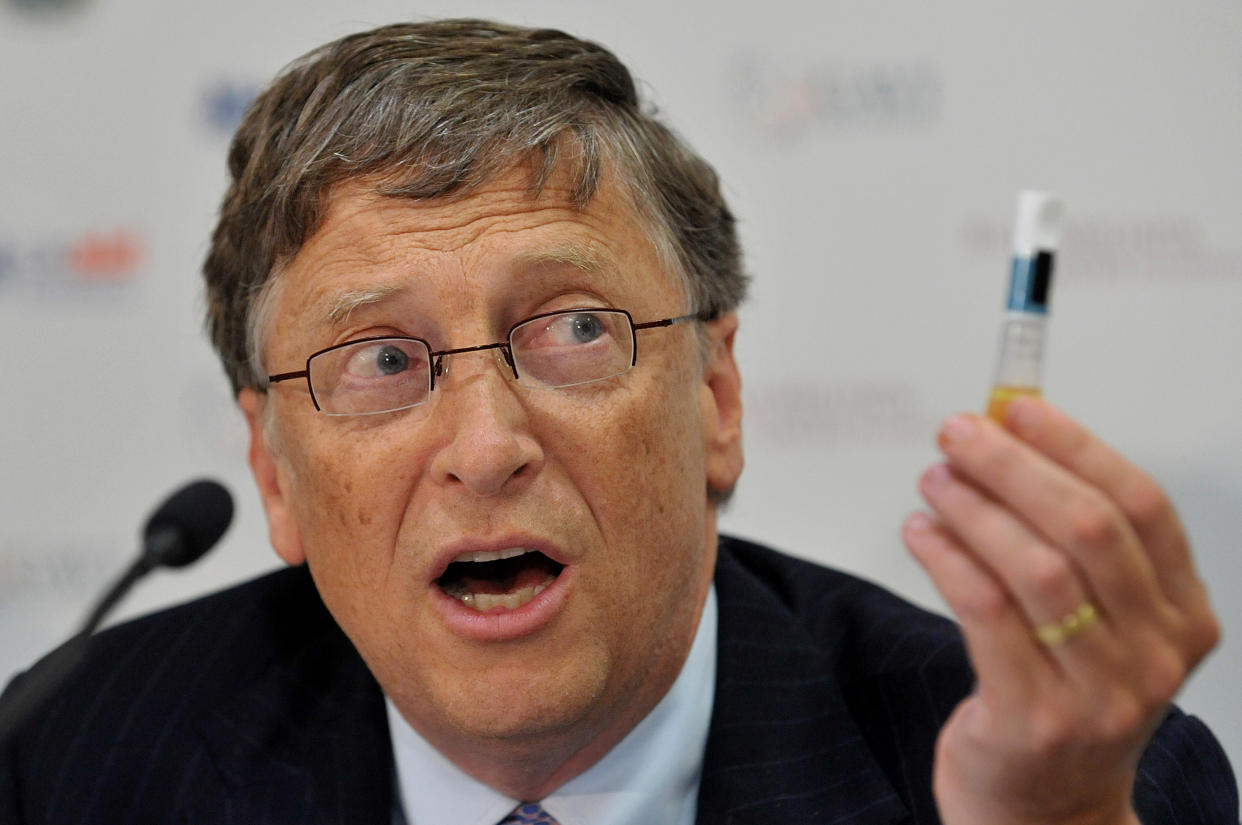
[428,649,614,745]
[444,687,608,751]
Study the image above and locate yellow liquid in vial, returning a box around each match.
[986,384,1041,423]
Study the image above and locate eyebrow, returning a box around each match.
[512,241,615,275]
[324,283,408,324]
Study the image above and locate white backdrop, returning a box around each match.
[2,0,1239,769]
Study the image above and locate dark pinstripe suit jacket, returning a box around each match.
[2,536,1237,824]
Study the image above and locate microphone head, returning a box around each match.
[141,479,234,569]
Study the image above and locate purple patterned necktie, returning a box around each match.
[498,802,562,824]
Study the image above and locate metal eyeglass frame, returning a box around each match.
[265,307,710,414]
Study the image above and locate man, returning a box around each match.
[1,19,1236,825]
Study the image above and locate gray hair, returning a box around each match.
[203,19,747,394]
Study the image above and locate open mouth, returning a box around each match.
[436,548,565,612]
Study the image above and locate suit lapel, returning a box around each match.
[697,542,911,825]
[193,579,393,825]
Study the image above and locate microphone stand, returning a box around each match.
[0,483,230,749]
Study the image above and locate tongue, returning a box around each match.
[456,564,556,596]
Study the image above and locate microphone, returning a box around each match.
[80,479,234,633]
[142,478,234,570]
[0,479,233,745]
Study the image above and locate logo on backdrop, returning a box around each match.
[961,216,1242,282]
[201,80,260,136]
[0,541,116,601]
[4,0,87,15]
[731,56,942,140]
[0,229,145,298]
[749,380,938,446]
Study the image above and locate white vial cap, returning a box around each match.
[1012,190,1065,257]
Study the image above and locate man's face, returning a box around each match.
[238,167,743,782]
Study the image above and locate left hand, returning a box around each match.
[902,397,1220,825]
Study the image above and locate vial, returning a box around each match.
[986,191,1065,423]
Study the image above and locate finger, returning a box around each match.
[934,414,1166,627]
[1002,398,1204,612]
[940,405,1219,671]
[902,511,1057,705]
[916,464,1114,667]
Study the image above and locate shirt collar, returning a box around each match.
[387,585,718,825]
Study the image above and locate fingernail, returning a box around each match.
[938,414,976,448]
[906,512,934,533]
[921,463,953,489]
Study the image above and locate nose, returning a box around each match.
[427,349,544,497]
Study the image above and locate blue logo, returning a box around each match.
[202,80,260,136]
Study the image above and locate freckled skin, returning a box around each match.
[239,168,744,798]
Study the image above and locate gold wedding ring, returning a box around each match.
[1035,602,1100,647]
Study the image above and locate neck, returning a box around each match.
[457,706,658,800]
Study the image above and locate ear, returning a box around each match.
[700,313,744,496]
[238,388,306,566]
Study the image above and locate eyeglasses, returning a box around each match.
[266,307,705,416]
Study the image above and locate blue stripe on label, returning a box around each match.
[1007,252,1053,313]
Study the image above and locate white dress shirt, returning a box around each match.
[388,586,718,825]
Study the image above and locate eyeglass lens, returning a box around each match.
[306,309,637,416]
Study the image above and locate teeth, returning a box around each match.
[446,581,551,612]
[454,547,534,564]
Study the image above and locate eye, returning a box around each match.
[374,345,410,375]
[567,313,605,343]
[343,342,413,377]
[544,312,608,346]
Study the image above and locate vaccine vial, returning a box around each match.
[986,191,1065,423]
